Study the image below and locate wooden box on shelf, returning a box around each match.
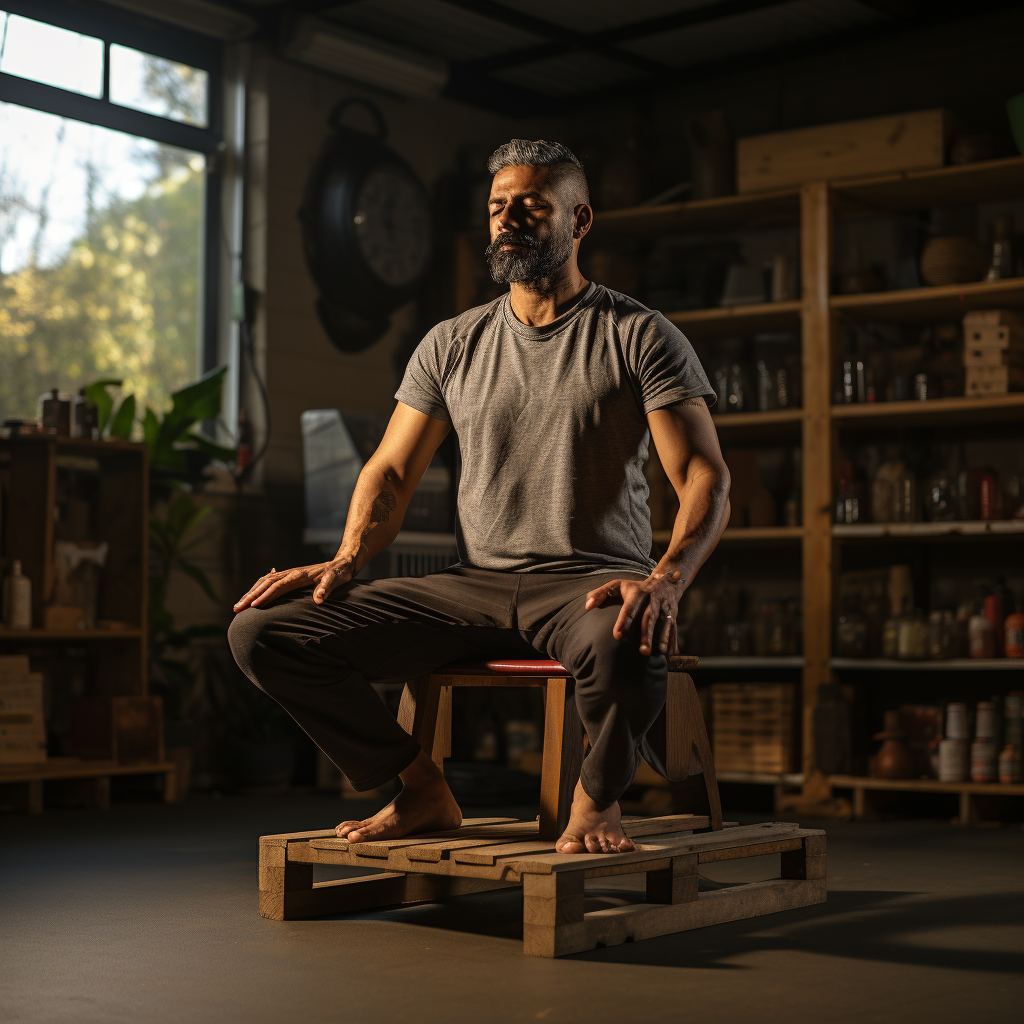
[0,656,46,764]
[711,682,796,774]
[737,109,949,194]
[69,696,164,765]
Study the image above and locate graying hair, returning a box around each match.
[487,139,589,206]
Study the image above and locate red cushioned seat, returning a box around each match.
[443,659,571,676]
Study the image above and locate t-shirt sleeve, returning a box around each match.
[629,311,716,413]
[394,326,452,423]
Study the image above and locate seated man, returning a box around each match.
[229,139,730,855]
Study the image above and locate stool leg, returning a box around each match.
[540,678,584,840]
[667,671,723,830]
[397,675,450,772]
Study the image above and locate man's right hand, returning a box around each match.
[232,557,356,612]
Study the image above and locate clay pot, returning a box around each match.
[872,710,916,779]
[920,237,986,287]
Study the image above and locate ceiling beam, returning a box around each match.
[447,0,798,74]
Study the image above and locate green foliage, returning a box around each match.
[81,379,123,433]
[0,128,203,422]
[108,394,136,439]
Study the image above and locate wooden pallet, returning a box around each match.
[259,815,826,957]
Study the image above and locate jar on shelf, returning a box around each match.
[836,612,867,658]
[969,615,995,658]
[897,611,928,660]
[925,467,960,522]
[1006,613,1024,658]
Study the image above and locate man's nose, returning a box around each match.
[495,206,520,233]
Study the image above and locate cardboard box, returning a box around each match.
[963,309,1024,331]
[0,662,46,764]
[737,109,949,193]
[964,346,1024,369]
[70,696,164,764]
[963,324,1023,348]
[965,365,1024,395]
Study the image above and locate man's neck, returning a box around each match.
[508,264,590,327]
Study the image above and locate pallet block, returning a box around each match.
[258,817,826,957]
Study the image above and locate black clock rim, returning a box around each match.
[300,132,433,318]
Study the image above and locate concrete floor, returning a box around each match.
[2,792,1022,1024]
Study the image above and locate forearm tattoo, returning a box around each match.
[370,489,398,524]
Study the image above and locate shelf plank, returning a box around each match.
[831,392,1024,428]
[712,408,803,430]
[0,628,143,641]
[693,656,805,668]
[591,187,800,236]
[717,770,805,787]
[831,277,1024,322]
[831,658,1024,672]
[653,526,802,544]
[0,757,174,782]
[665,300,801,337]
[829,774,1024,797]
[833,521,1024,539]
[830,155,1024,215]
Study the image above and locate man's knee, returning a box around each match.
[572,607,665,694]
[227,608,276,680]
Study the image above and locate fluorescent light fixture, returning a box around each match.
[102,0,257,40]
[284,17,448,100]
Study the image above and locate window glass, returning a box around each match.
[110,43,208,128]
[0,102,204,420]
[0,11,103,98]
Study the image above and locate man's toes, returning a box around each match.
[557,837,585,854]
[584,834,603,853]
[617,836,635,853]
[335,820,360,837]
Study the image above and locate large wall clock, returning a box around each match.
[299,98,433,353]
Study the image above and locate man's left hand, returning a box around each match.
[585,570,683,656]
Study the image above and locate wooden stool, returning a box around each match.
[396,654,722,840]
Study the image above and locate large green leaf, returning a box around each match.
[176,556,219,604]
[81,379,122,433]
[185,432,237,465]
[108,394,136,439]
[142,406,160,452]
[157,366,228,452]
[165,495,211,545]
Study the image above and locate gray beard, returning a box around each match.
[487,227,574,285]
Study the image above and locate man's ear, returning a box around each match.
[574,203,593,240]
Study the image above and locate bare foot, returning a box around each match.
[336,748,462,843]
[555,779,635,855]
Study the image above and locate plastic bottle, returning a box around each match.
[1005,612,1024,658]
[2,560,32,630]
[998,744,1021,784]
[969,615,995,658]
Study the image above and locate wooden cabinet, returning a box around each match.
[0,435,171,808]
[452,154,1024,815]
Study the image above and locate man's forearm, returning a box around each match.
[652,461,730,586]
[334,461,410,574]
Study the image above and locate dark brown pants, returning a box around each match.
[227,565,668,805]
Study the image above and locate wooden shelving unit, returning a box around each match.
[0,435,150,800]
[829,774,1024,825]
[654,526,803,544]
[453,154,1024,815]
[831,658,1024,672]
[833,521,1024,539]
[665,299,801,337]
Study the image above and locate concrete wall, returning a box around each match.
[248,53,519,488]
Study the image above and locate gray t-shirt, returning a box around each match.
[395,282,714,574]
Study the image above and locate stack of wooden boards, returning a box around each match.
[963,309,1024,396]
[259,817,826,957]
[0,656,45,764]
[711,682,795,774]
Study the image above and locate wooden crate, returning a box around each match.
[0,656,46,764]
[737,109,949,194]
[712,683,796,774]
[258,817,826,957]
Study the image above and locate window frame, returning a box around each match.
[0,0,225,375]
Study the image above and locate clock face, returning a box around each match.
[352,165,431,288]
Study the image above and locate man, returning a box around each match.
[229,139,730,855]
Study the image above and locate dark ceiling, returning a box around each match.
[217,0,1016,112]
